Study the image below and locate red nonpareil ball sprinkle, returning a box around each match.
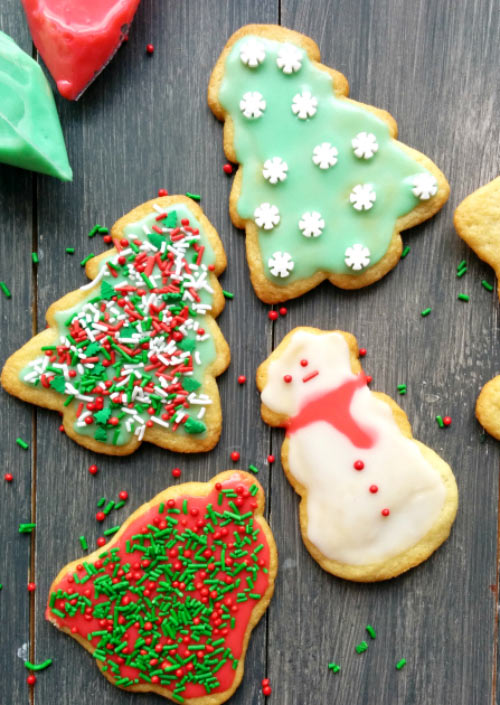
[230,451,240,462]
[369,485,379,494]
[443,416,452,426]
[88,464,98,475]
[97,537,106,547]
[96,511,105,522]
[237,375,247,385]
[4,473,13,482]
[118,491,128,501]
[381,508,390,517]
[279,307,287,316]
[262,678,270,686]
[359,347,367,357]
[27,675,36,686]
[157,188,168,197]
[267,455,275,464]
[103,234,112,244]
[263,685,272,696]
[366,375,372,384]
[268,310,278,321]
[59,424,65,432]
[27,582,36,592]
[172,467,181,479]
[223,163,233,175]
[146,43,155,55]
[353,460,364,471]
[283,375,292,384]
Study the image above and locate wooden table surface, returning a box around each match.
[1,1,499,704]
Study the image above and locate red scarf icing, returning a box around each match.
[286,374,376,449]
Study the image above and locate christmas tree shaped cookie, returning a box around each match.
[21,0,141,100]
[455,176,500,438]
[257,328,458,581]
[1,197,230,455]
[0,30,72,180]
[46,471,277,704]
[209,25,450,303]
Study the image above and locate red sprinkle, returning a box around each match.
[103,235,112,244]
[366,375,372,384]
[443,416,452,426]
[97,537,106,547]
[237,375,247,385]
[27,675,36,686]
[359,348,367,357]
[263,685,272,696]
[381,508,390,517]
[230,451,240,462]
[369,485,378,494]
[283,375,292,384]
[268,311,278,321]
[172,468,182,479]
[96,512,105,522]
[88,464,98,475]
[27,582,36,592]
[267,455,275,464]
[4,473,13,482]
[157,189,168,197]
[146,43,155,55]
[223,163,233,175]
[59,424,65,432]
[353,460,364,471]
[119,491,129,501]
[279,307,287,316]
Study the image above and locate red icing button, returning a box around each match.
[369,485,378,494]
[353,460,364,471]
[381,508,390,517]
[21,0,142,100]
[283,375,292,384]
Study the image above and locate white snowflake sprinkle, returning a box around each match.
[299,211,325,238]
[276,44,303,74]
[312,142,338,169]
[349,184,376,211]
[352,131,379,159]
[291,90,317,119]
[262,157,288,184]
[239,38,266,67]
[345,244,371,271]
[411,172,438,200]
[268,251,295,278]
[254,203,280,230]
[240,91,266,119]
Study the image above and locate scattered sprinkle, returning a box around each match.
[25,659,53,672]
[328,663,341,673]
[237,375,246,385]
[421,307,432,317]
[172,467,182,479]
[222,290,234,299]
[16,437,29,450]
[186,192,201,201]
[267,455,275,464]
[401,245,410,259]
[146,43,155,55]
[88,464,98,476]
[457,267,467,278]
[0,282,11,298]
[80,253,95,267]
[158,188,168,197]
[65,247,75,254]
[458,293,469,302]
[248,464,259,474]
[482,280,494,292]
[268,310,278,321]
[79,536,88,551]
[436,415,444,428]
[31,253,38,264]
[443,415,452,426]
[27,582,36,592]
[98,226,109,234]
[88,225,100,238]
[223,163,233,175]
[230,451,240,462]
[359,347,367,357]
[397,384,407,395]
[396,658,407,670]
[26,674,36,686]
[261,678,272,696]
[4,473,13,482]
[103,525,121,537]
[355,641,368,654]
[19,523,36,534]
[279,307,287,316]
[366,624,376,639]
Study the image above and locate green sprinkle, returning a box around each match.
[436,415,444,428]
[355,641,368,654]
[65,247,75,254]
[103,525,121,537]
[79,536,88,551]
[50,608,65,619]
[401,245,410,259]
[248,464,259,474]
[25,659,53,671]
[140,272,154,290]
[222,290,234,299]
[114,500,126,511]
[366,624,376,639]
[88,225,100,238]
[80,253,95,267]
[397,384,407,395]
[31,252,39,264]
[0,282,11,298]
[185,192,201,201]
[182,499,188,515]
[16,437,29,450]
[19,523,36,533]
[0,584,3,590]
[97,497,106,508]
[421,307,432,317]
[458,293,469,302]
[98,226,109,234]
[396,658,407,670]
[482,280,494,292]
[103,500,115,515]
[457,260,467,271]
[328,662,341,673]
[457,266,467,278]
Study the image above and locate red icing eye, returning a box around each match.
[283,375,292,384]
[300,359,308,367]
[353,460,364,471]
[381,508,390,517]
[369,485,378,493]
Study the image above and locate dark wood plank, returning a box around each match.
[0,6,36,704]
[31,1,277,704]
[266,1,500,704]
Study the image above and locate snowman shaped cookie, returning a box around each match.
[257,328,458,581]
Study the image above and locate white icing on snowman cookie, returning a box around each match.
[260,330,448,567]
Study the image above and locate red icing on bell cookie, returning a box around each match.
[46,471,276,702]
[21,0,142,100]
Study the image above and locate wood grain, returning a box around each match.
[0,0,499,703]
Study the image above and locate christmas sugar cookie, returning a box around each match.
[455,177,500,438]
[209,25,450,303]
[257,328,458,581]
[46,471,277,704]
[1,197,230,455]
